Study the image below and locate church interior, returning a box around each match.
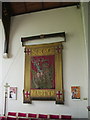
[0,1,89,119]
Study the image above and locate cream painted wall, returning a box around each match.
[0,20,3,115]
[81,2,89,118]
[1,6,88,118]
[88,2,90,118]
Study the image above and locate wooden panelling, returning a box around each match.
[9,2,79,16]
[25,2,42,12]
[43,2,61,9]
[10,2,26,15]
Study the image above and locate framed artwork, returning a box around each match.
[71,86,80,99]
[23,42,64,104]
[9,87,17,100]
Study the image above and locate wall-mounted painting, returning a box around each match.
[71,86,80,100]
[9,87,17,100]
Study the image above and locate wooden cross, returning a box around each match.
[24,91,30,98]
[56,91,63,99]
[24,48,31,55]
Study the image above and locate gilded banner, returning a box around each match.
[23,42,64,104]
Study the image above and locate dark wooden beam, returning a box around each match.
[0,2,2,19]
[11,2,80,16]
[21,32,66,44]
[2,2,11,57]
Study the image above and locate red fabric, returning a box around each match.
[49,115,59,119]
[31,55,55,89]
[0,116,6,120]
[61,115,72,119]
[38,114,48,118]
[8,112,16,116]
[18,113,27,117]
[31,56,55,72]
[0,117,5,118]
[18,118,29,120]
[7,117,17,120]
[31,118,39,120]
[28,113,37,118]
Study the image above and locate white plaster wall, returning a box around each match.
[88,2,90,118]
[81,2,89,118]
[0,20,3,115]
[1,6,88,118]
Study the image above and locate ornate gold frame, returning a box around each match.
[23,42,64,104]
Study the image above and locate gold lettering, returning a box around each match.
[31,90,55,97]
[50,91,55,96]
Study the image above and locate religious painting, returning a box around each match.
[23,42,64,104]
[71,86,80,99]
[31,55,55,89]
[9,87,17,100]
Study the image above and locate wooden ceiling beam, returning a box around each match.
[10,2,80,16]
[2,2,12,57]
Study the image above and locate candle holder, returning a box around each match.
[4,83,10,116]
